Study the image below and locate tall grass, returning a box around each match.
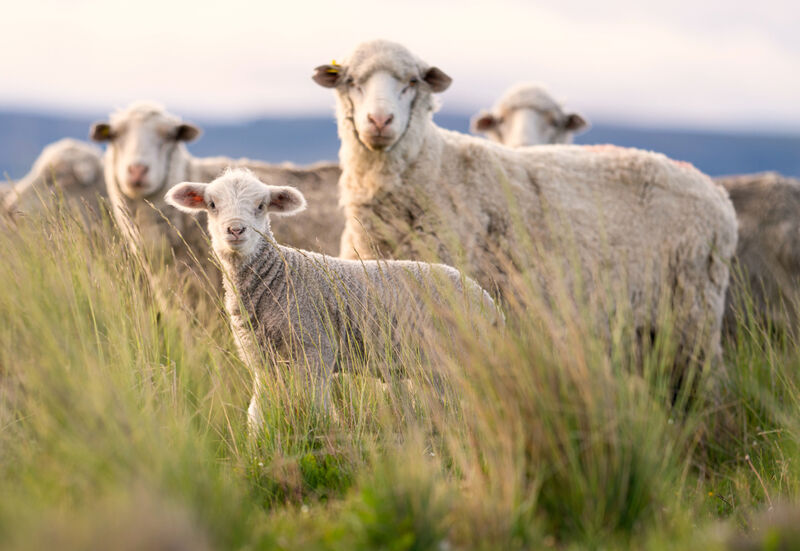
[1,199,800,550]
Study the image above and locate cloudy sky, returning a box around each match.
[1,0,798,132]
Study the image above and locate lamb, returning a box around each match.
[312,39,737,367]
[470,83,589,147]
[3,138,106,220]
[715,172,800,333]
[89,102,343,294]
[165,168,499,427]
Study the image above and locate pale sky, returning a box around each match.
[1,0,798,133]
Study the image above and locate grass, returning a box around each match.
[2,199,800,550]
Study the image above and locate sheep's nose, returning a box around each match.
[127,163,149,184]
[227,226,246,237]
[367,113,394,132]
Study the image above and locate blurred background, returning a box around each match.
[1,0,798,179]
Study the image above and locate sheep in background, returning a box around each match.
[90,101,343,295]
[470,83,589,146]
[312,39,737,369]
[165,168,499,427]
[716,172,800,333]
[3,139,106,220]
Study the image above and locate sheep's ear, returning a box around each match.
[267,186,307,216]
[312,65,344,88]
[175,123,201,142]
[471,110,499,134]
[423,67,452,93]
[90,122,112,142]
[165,182,209,213]
[564,112,589,133]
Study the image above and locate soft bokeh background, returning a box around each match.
[1,0,798,177]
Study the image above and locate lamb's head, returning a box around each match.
[165,168,306,260]
[471,84,588,147]
[313,40,452,152]
[90,101,200,199]
[4,139,103,215]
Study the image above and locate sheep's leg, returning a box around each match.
[301,336,339,421]
[247,370,266,438]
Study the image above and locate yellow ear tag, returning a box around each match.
[326,60,340,74]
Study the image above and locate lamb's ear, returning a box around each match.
[90,122,112,142]
[165,182,209,213]
[423,67,452,93]
[312,64,344,88]
[564,112,589,133]
[175,123,201,142]
[267,186,307,216]
[470,110,499,134]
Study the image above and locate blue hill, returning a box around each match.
[1,110,797,180]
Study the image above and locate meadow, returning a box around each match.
[1,197,799,551]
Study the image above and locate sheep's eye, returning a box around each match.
[257,202,265,212]
[409,78,418,86]
[208,201,215,210]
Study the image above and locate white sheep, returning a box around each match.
[471,83,589,146]
[89,102,343,293]
[312,39,737,368]
[3,138,106,220]
[165,168,499,428]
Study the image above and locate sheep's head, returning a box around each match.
[4,139,103,215]
[165,168,306,260]
[471,84,588,147]
[90,101,200,199]
[313,40,451,152]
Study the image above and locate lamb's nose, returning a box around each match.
[227,226,246,237]
[127,163,149,184]
[367,113,394,131]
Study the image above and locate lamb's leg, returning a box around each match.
[301,336,339,421]
[247,370,266,438]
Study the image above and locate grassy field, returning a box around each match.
[1,201,800,551]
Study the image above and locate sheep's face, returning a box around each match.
[165,169,306,260]
[91,108,200,199]
[472,107,588,147]
[344,70,418,151]
[313,40,452,152]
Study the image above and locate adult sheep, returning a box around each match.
[89,102,343,290]
[165,168,500,427]
[471,83,589,146]
[312,39,737,367]
[3,138,106,220]
[715,172,800,333]
[471,92,794,337]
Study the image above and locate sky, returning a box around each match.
[1,0,798,133]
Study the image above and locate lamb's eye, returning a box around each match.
[409,78,418,86]
[257,202,265,212]
[208,201,215,210]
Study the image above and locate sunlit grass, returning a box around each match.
[1,198,799,550]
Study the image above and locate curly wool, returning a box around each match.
[100,103,343,294]
[331,40,738,367]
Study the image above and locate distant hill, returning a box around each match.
[1,110,797,181]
